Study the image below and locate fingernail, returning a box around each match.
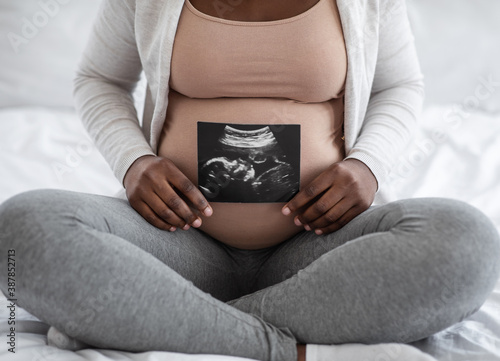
[182,224,190,231]
[203,206,213,217]
[282,206,291,216]
[304,224,311,231]
[294,217,303,227]
[192,218,202,228]
[169,227,177,232]
[315,229,323,235]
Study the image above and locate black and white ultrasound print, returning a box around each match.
[198,122,300,203]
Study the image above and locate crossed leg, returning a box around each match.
[1,191,498,361]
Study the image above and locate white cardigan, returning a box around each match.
[74,0,424,203]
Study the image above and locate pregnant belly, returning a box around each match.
[158,90,345,249]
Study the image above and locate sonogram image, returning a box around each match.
[197,122,300,203]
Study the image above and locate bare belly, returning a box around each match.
[158,90,344,249]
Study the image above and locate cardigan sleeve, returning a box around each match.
[345,0,425,190]
[74,0,155,186]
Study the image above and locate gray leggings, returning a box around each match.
[1,190,499,361]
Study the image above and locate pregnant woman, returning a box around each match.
[1,1,499,361]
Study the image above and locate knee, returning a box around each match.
[417,198,500,314]
[428,198,499,269]
[0,189,77,250]
[1,190,37,247]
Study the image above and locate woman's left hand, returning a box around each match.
[282,159,378,235]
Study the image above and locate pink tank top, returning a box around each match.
[158,0,347,249]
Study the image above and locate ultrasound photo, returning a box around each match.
[198,122,300,203]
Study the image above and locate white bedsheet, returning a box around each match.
[1,105,499,360]
[0,107,122,202]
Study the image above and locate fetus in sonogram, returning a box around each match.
[198,123,300,203]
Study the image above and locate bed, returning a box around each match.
[1,0,499,360]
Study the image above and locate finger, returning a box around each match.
[282,176,332,216]
[135,201,177,232]
[295,187,344,227]
[156,191,200,229]
[155,184,203,229]
[307,197,353,230]
[167,168,213,217]
[145,192,187,229]
[315,205,361,235]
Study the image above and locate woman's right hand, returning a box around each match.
[123,155,213,232]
